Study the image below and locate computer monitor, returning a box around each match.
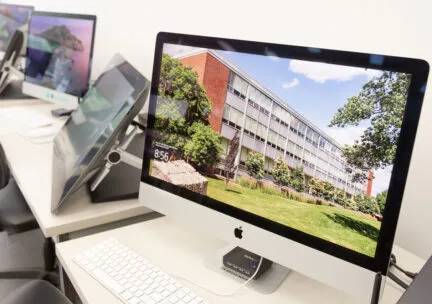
[140,32,429,301]
[23,11,96,109]
[0,4,33,57]
[51,54,150,213]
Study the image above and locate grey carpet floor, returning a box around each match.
[0,228,44,300]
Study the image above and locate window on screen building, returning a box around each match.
[244,116,258,135]
[256,123,267,141]
[223,105,244,128]
[229,73,248,99]
[268,130,278,145]
[278,135,286,150]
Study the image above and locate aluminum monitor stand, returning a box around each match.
[90,125,143,192]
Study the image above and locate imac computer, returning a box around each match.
[23,11,96,109]
[140,32,429,301]
[51,54,150,213]
[0,4,33,58]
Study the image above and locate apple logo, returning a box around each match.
[234,226,243,239]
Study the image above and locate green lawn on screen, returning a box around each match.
[206,177,381,257]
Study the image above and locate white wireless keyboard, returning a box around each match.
[73,238,209,304]
[0,107,53,128]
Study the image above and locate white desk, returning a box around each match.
[0,101,153,239]
[56,216,426,304]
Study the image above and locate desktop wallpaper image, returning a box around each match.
[25,15,94,97]
[0,5,32,51]
[147,44,411,258]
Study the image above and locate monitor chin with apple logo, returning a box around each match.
[140,32,429,302]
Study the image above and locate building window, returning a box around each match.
[278,135,286,150]
[244,116,258,135]
[298,122,306,138]
[268,130,278,145]
[249,86,272,111]
[319,138,326,149]
[223,105,243,129]
[228,72,248,99]
[256,123,267,141]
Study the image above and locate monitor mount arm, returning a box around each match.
[0,51,24,85]
[90,125,142,192]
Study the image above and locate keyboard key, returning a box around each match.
[129,286,138,293]
[121,291,133,300]
[150,292,163,302]
[175,291,186,299]
[166,284,177,293]
[92,269,124,294]
[169,295,179,303]
[128,297,140,304]
[139,294,156,304]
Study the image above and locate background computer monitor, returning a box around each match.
[23,11,96,109]
[51,53,150,213]
[0,4,33,57]
[140,32,429,301]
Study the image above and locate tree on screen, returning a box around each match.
[272,157,290,187]
[329,72,410,183]
[376,190,388,214]
[245,152,265,181]
[184,122,222,170]
[223,130,240,189]
[288,166,305,192]
[355,194,379,215]
[155,54,213,153]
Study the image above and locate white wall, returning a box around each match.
[8,0,432,259]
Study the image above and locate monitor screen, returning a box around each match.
[142,34,428,271]
[24,12,96,98]
[0,4,32,52]
[51,54,149,212]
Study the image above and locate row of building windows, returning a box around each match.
[221,108,365,191]
[228,71,345,159]
[224,102,348,171]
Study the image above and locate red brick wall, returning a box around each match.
[179,53,207,85]
[179,52,229,133]
[366,171,373,197]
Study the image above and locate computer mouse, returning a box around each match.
[26,126,57,139]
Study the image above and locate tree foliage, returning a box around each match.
[155,54,213,153]
[245,152,265,180]
[376,190,388,214]
[329,72,410,182]
[333,188,346,205]
[223,131,240,188]
[271,157,291,187]
[309,178,334,201]
[288,166,305,192]
[354,194,379,215]
[184,122,222,169]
